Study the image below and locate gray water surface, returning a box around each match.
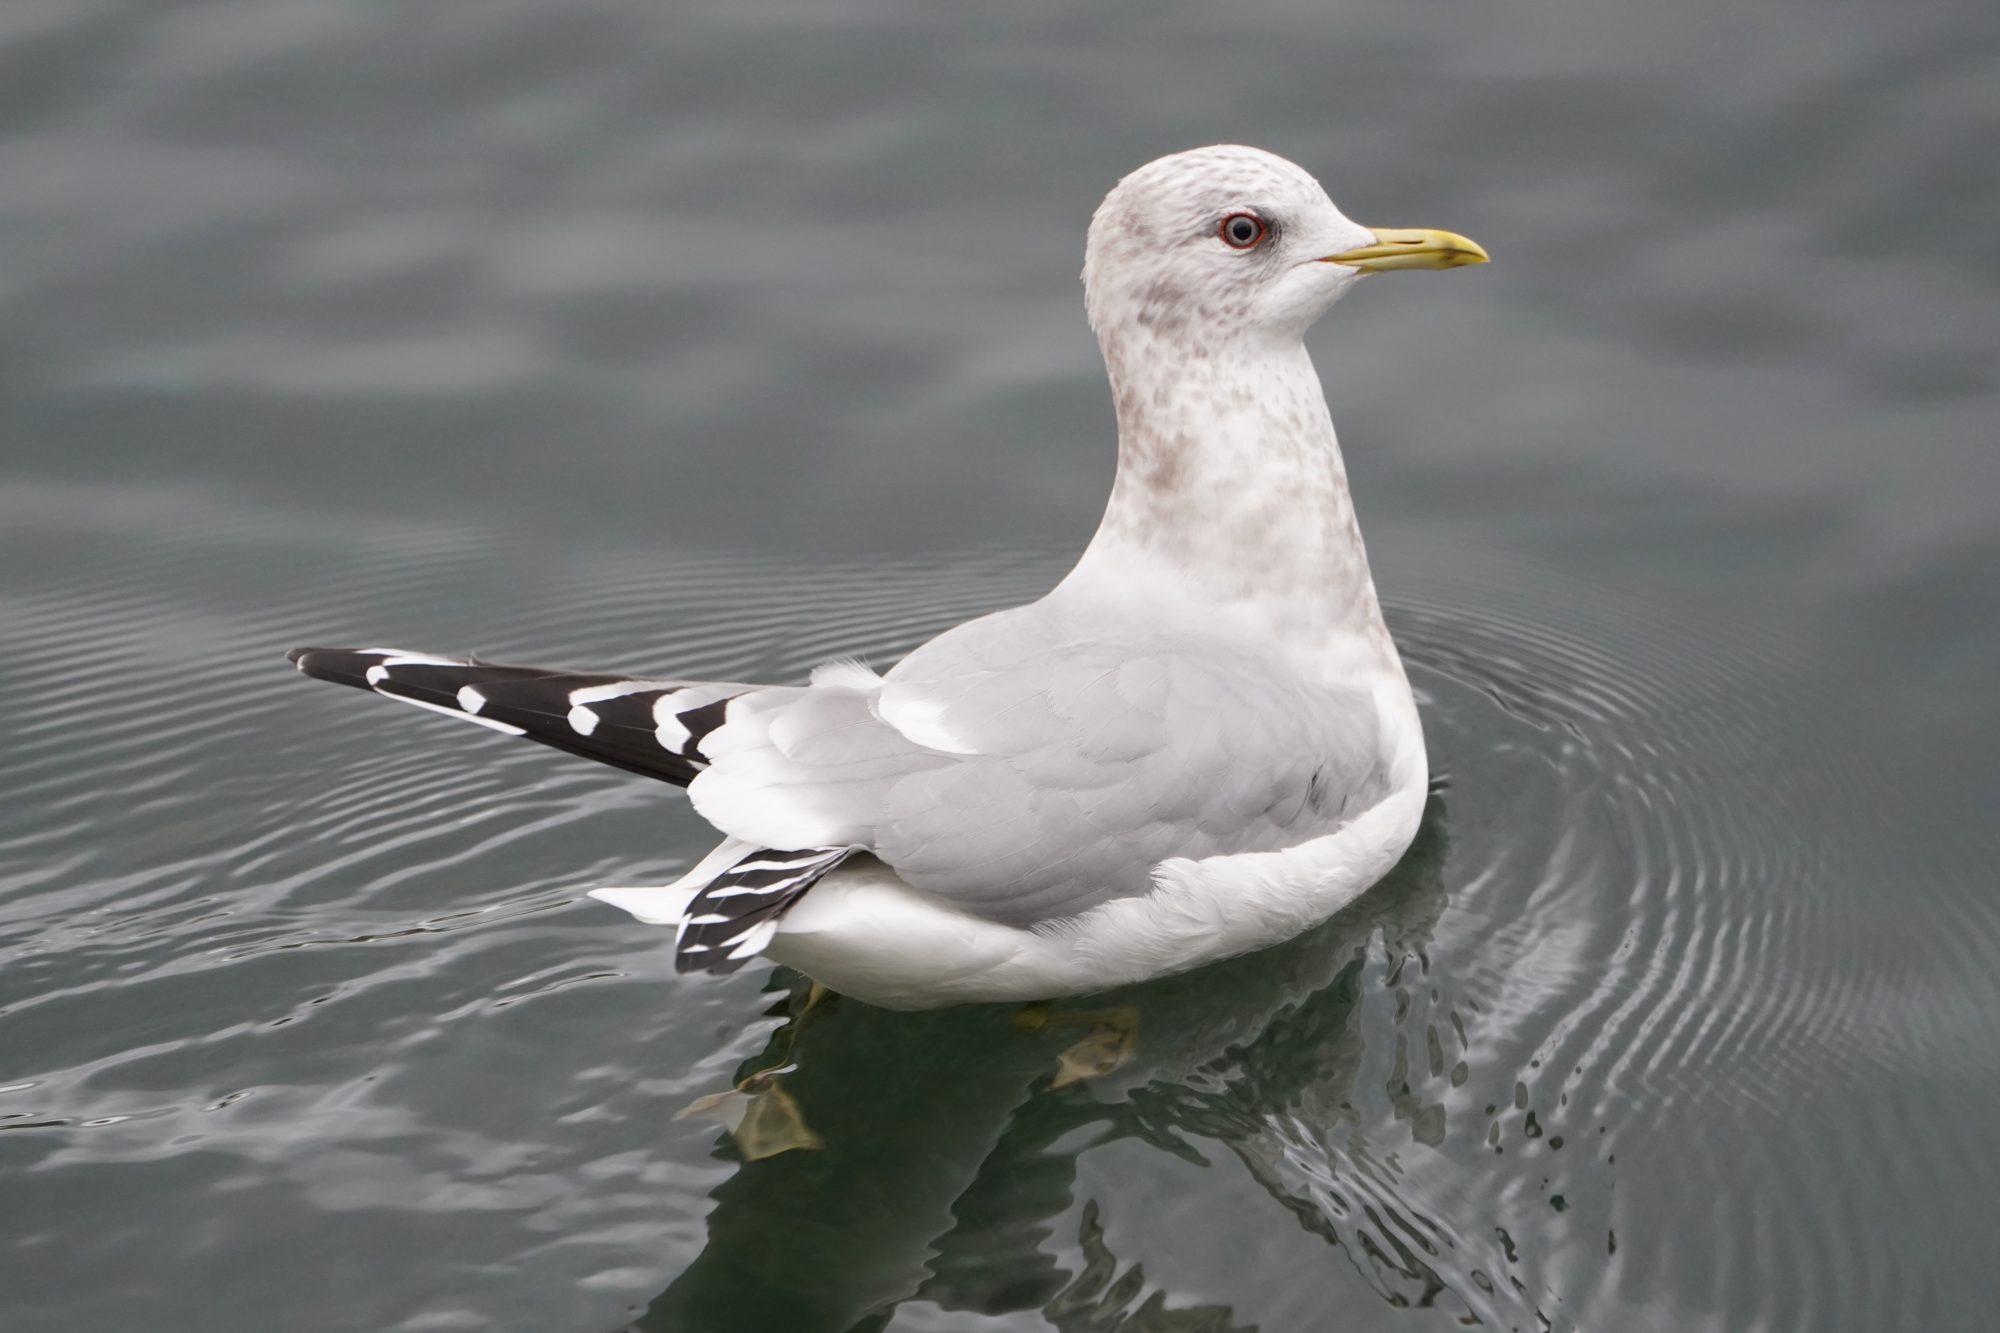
[3,3,1998,1331]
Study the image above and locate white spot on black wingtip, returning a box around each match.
[568,704,599,737]
[365,665,390,685]
[390,692,528,736]
[457,686,487,714]
[654,700,691,752]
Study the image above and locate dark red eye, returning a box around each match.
[1219,212,1268,250]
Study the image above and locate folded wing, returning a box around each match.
[289,604,1394,941]
[687,602,1393,927]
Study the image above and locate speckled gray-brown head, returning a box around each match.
[1082,145,1488,345]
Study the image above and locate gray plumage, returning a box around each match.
[689,595,1393,927]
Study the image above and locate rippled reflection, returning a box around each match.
[0,495,1975,1333]
[634,810,1434,1329]
[638,773,1602,1330]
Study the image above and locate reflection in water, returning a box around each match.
[0,502,1976,1333]
[639,802,1576,1331]
[1041,1201,1252,1333]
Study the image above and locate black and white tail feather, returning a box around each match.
[287,647,855,974]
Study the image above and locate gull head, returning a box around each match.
[1082,145,1487,344]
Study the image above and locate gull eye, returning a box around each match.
[1219,212,1268,251]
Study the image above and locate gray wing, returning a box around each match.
[686,600,1392,927]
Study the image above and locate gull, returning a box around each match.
[288,145,1487,1014]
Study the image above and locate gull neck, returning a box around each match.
[1066,323,1394,657]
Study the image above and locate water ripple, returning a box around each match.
[0,497,1944,1331]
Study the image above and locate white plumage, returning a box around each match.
[288,145,1487,1009]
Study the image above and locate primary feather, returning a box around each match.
[286,648,742,787]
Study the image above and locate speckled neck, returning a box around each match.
[1067,323,1394,658]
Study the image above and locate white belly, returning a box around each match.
[766,779,1427,1010]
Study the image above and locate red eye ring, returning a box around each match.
[1219,212,1268,250]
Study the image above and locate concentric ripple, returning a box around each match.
[0,490,1947,1332]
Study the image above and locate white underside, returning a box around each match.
[592,775,1426,1010]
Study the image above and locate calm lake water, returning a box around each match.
[3,2,1997,1330]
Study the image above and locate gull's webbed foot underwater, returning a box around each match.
[681,989,1144,1161]
[1015,1001,1142,1089]
[677,982,833,1161]
[676,1071,823,1162]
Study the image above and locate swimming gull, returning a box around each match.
[288,144,1487,1011]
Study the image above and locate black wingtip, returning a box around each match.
[287,646,376,689]
[279,647,729,788]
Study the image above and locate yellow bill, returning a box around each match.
[1322,228,1490,272]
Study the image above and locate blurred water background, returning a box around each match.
[2,1,1997,1330]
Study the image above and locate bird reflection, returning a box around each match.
[630,798,1555,1331]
